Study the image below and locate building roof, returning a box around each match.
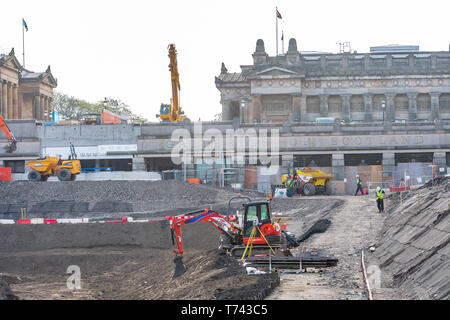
[216,72,245,82]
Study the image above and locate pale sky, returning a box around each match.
[1,0,449,122]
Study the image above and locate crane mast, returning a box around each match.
[157,44,187,123]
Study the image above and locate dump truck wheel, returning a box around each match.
[325,181,333,195]
[303,183,316,196]
[57,168,71,181]
[40,175,49,182]
[28,170,41,182]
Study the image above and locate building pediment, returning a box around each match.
[248,67,303,79]
[0,50,22,72]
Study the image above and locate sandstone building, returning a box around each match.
[0,48,57,121]
[216,39,450,124]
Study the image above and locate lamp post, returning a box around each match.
[381,99,386,123]
[240,99,246,124]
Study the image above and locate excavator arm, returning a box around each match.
[0,116,17,153]
[168,208,239,277]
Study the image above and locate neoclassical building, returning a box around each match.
[0,48,57,121]
[216,39,450,124]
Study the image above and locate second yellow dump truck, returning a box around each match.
[281,168,333,196]
[26,142,81,181]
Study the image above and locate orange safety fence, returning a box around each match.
[186,178,200,184]
[0,167,12,181]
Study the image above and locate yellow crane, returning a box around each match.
[156,44,188,123]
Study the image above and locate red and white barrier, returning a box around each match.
[1,216,164,225]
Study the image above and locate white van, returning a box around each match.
[316,117,335,124]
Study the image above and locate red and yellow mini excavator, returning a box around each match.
[168,195,337,278]
[0,115,17,153]
[168,195,305,277]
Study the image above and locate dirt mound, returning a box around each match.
[96,250,279,300]
[372,176,450,299]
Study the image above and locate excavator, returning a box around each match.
[156,44,189,123]
[0,115,17,153]
[168,195,336,277]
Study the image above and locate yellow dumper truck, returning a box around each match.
[26,142,81,181]
[281,168,333,196]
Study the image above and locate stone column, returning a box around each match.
[18,92,23,120]
[221,101,231,121]
[251,95,262,123]
[382,153,395,185]
[132,156,146,171]
[407,92,418,122]
[2,81,7,118]
[385,93,395,130]
[363,93,373,122]
[292,94,302,122]
[433,152,447,176]
[34,95,40,120]
[319,94,329,117]
[430,93,440,121]
[7,82,13,119]
[332,153,344,181]
[300,95,307,121]
[341,94,351,121]
[47,98,53,121]
[12,84,18,119]
[40,95,45,121]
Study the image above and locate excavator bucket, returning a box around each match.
[3,141,17,153]
[173,256,185,278]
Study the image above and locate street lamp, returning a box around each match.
[240,99,246,124]
[381,99,386,122]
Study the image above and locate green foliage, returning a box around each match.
[52,92,147,123]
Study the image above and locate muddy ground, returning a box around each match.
[0,181,296,300]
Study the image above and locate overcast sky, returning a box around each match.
[1,0,449,121]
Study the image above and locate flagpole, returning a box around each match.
[276,7,278,56]
[22,19,25,67]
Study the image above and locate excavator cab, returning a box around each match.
[242,202,272,237]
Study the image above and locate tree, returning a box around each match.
[51,92,147,123]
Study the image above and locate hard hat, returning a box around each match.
[376,186,381,191]
[356,175,359,177]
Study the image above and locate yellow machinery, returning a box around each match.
[156,44,188,123]
[26,142,81,181]
[281,168,333,196]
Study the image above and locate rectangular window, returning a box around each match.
[294,154,332,167]
[4,160,25,173]
[344,154,382,166]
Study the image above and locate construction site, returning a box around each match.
[0,176,448,300]
[1,2,450,305]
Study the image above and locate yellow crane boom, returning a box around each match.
[157,44,188,123]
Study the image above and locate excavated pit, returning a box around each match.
[0,180,340,300]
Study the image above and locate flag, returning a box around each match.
[23,18,28,32]
[276,9,282,19]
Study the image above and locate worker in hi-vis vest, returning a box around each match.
[376,186,385,213]
[354,175,364,196]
